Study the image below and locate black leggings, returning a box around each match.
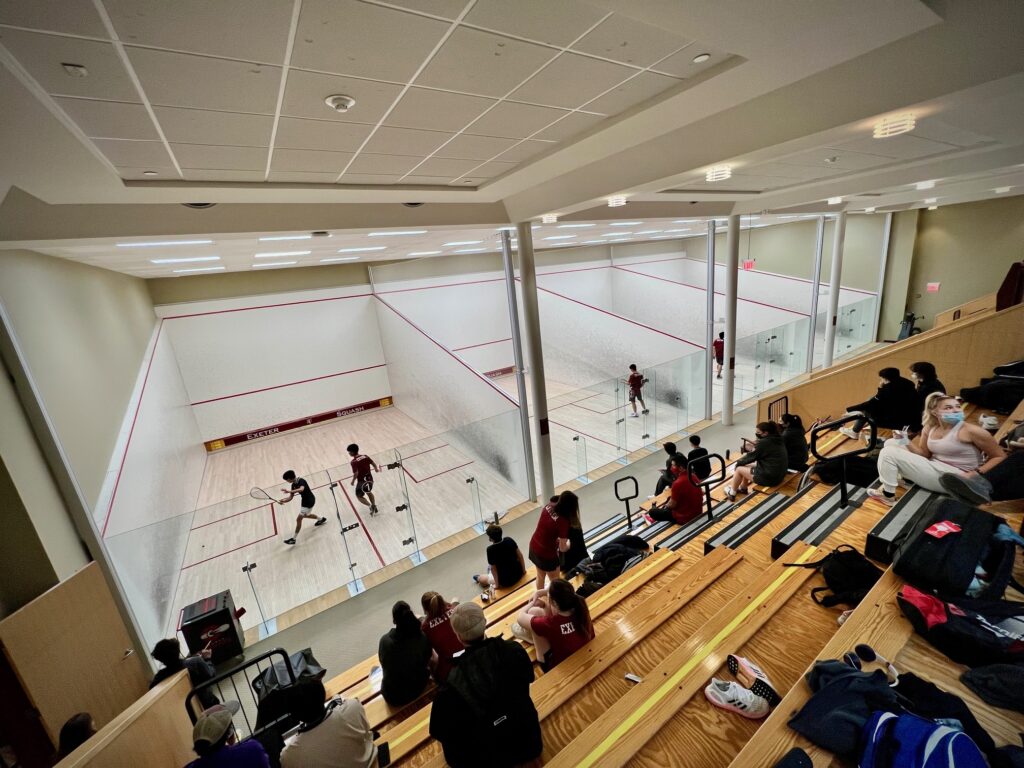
[984,451,1024,501]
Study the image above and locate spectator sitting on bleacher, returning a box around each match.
[378,601,434,707]
[725,422,789,500]
[187,702,269,768]
[867,393,1005,506]
[840,367,919,440]
[909,361,946,432]
[474,524,526,591]
[57,712,96,759]
[644,453,703,525]
[511,579,595,671]
[279,679,376,768]
[655,441,677,494]
[940,427,1024,505]
[780,413,809,471]
[421,591,464,683]
[688,435,712,480]
[429,602,542,768]
[150,638,218,709]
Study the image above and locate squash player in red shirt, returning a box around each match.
[347,443,380,516]
[627,363,648,418]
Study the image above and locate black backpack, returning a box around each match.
[892,497,1024,600]
[786,544,883,607]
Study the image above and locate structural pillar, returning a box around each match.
[704,220,716,420]
[500,231,537,502]
[515,222,555,501]
[722,214,740,426]
[822,211,847,369]
[805,216,825,372]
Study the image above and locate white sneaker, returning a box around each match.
[704,678,769,719]
[839,427,860,440]
[510,621,533,644]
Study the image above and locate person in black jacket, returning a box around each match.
[779,413,809,471]
[725,422,788,499]
[654,441,677,495]
[378,601,433,707]
[687,435,712,480]
[908,361,946,433]
[429,603,542,768]
[840,367,919,439]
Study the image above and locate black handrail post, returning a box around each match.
[614,476,639,529]
[687,452,726,523]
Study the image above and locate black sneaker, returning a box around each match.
[284,538,296,545]
[314,517,327,526]
[370,504,379,516]
[641,409,650,415]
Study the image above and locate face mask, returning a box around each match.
[940,412,964,425]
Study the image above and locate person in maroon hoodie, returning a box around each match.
[420,591,463,683]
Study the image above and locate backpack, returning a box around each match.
[786,544,883,607]
[892,497,1024,600]
[859,711,987,768]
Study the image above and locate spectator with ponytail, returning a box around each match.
[378,600,434,706]
[511,578,595,671]
[421,591,463,683]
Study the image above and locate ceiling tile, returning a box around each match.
[466,101,568,139]
[492,139,553,162]
[417,27,555,98]
[92,138,173,167]
[337,174,402,185]
[104,0,294,62]
[511,52,634,109]
[411,157,480,177]
[531,110,604,141]
[0,0,107,36]
[832,134,958,160]
[435,133,516,160]
[268,171,340,183]
[651,45,729,78]
[385,87,495,132]
[0,30,138,100]
[282,69,403,123]
[362,126,454,156]
[911,119,993,147]
[155,107,273,146]
[271,148,353,173]
[583,70,681,114]
[274,117,373,152]
[171,144,268,171]
[182,169,267,182]
[779,148,892,172]
[293,0,449,82]
[54,97,157,139]
[347,153,424,175]
[403,175,456,185]
[572,14,691,68]
[472,160,516,178]
[382,0,468,20]
[116,166,177,180]
[127,48,281,113]
[464,0,606,47]
[745,162,844,181]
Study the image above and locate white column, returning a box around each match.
[822,211,847,369]
[871,213,893,343]
[516,222,555,501]
[722,214,740,426]
[704,220,716,420]
[805,216,825,372]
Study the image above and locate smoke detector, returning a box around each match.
[182,202,217,209]
[324,94,356,113]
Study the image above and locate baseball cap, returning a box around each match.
[193,701,240,747]
[450,602,486,641]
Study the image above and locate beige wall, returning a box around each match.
[907,194,1024,329]
[0,455,58,619]
[0,250,156,509]
[877,210,919,340]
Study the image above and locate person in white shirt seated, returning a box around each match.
[280,679,377,768]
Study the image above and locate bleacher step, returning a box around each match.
[863,485,932,563]
[770,483,870,559]
[656,493,761,552]
[705,483,817,554]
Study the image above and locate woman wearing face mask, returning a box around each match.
[725,422,788,500]
[867,393,1005,506]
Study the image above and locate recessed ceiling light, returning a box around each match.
[923,197,937,204]
[142,170,159,176]
[610,221,642,226]
[367,230,428,236]
[454,248,486,253]
[827,197,842,205]
[443,240,482,246]
[864,207,876,213]
[173,266,224,274]
[254,250,311,258]
[544,235,576,240]
[873,113,916,138]
[117,239,213,248]
[408,251,442,256]
[324,94,356,113]
[541,214,558,224]
[320,257,360,263]
[61,62,88,78]
[601,231,633,236]
[337,246,386,253]
[664,228,689,233]
[252,261,297,268]
[259,234,312,241]
[582,240,604,244]
[995,186,1012,193]
[706,165,732,182]
[557,223,595,228]
[496,226,517,231]
[915,180,936,190]
[636,230,663,235]
[692,53,711,64]
[150,256,221,264]
[927,206,938,211]
[607,195,627,207]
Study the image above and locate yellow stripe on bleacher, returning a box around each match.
[573,545,818,768]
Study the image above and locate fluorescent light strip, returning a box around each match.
[601,231,632,236]
[321,257,360,263]
[337,246,387,253]
[259,234,313,241]
[118,239,213,248]
[408,250,442,256]
[367,230,428,236]
[609,221,642,226]
[255,250,311,258]
[636,230,663,235]
[544,235,577,240]
[150,256,220,264]
[173,266,224,274]
[557,223,595,229]
[454,248,485,253]
[252,261,297,268]
[443,240,483,246]
[495,226,517,231]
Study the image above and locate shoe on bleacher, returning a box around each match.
[839,427,860,440]
[866,488,897,507]
[727,654,781,706]
[642,512,655,525]
[939,472,993,506]
[704,678,769,719]
[510,621,533,644]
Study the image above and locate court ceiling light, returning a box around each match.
[582,240,604,244]
[827,197,842,205]
[259,234,312,241]
[541,214,558,224]
[873,113,916,138]
[636,230,663,235]
[923,197,937,204]
[927,206,938,210]
[443,240,482,246]
[995,186,1012,193]
[607,195,627,207]
[337,246,386,253]
[558,223,594,228]
[407,250,442,256]
[692,53,711,63]
[320,256,360,263]
[252,261,297,268]
[117,239,213,248]
[454,248,485,253]
[705,165,731,182]
[495,226,517,231]
[672,219,698,223]
[150,256,220,264]
[254,250,311,258]
[864,207,876,213]
[664,228,689,233]
[915,180,935,190]
[610,221,642,226]
[601,231,632,236]
[544,235,576,240]
[368,230,428,236]
[172,266,224,274]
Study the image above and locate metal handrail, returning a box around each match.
[687,452,726,522]
[809,414,877,508]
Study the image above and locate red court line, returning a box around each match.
[404,460,475,484]
[547,391,603,411]
[675,255,875,296]
[337,483,386,567]
[532,283,704,349]
[181,506,277,570]
[162,291,375,319]
[613,266,810,317]
[547,418,618,448]
[102,319,164,538]
[191,501,270,530]
[190,364,386,406]
[452,337,512,352]
[375,277,505,295]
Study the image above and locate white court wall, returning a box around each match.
[157,286,390,441]
[535,257,614,308]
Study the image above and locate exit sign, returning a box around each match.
[926,282,941,293]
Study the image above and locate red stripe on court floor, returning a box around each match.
[190,364,387,406]
[547,418,619,448]
[337,483,386,567]
[190,501,270,530]
[162,292,375,319]
[181,506,277,569]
